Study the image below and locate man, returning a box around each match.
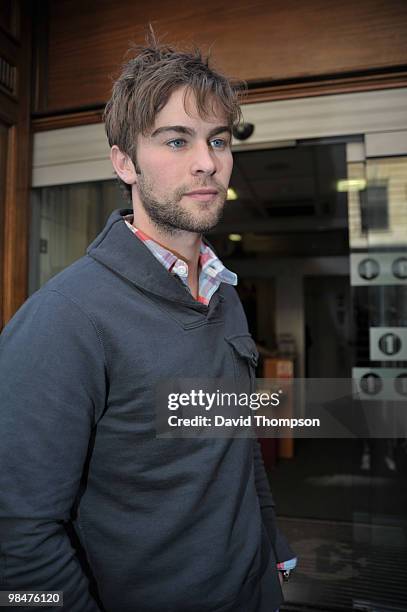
[0,34,296,612]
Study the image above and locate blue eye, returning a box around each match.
[167,139,186,149]
[211,139,227,149]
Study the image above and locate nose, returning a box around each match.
[190,142,217,176]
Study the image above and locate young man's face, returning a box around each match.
[132,85,234,234]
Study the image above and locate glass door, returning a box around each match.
[348,131,407,611]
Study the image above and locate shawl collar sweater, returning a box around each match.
[0,209,294,612]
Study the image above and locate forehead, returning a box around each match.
[152,86,229,130]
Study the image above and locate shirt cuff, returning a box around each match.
[277,556,298,571]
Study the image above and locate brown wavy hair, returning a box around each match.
[104,26,245,202]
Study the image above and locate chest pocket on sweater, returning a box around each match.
[225,334,259,393]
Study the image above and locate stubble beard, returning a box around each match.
[136,172,227,236]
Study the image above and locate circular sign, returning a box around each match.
[360,373,382,395]
[358,258,380,281]
[392,257,407,280]
[378,333,402,356]
[394,373,407,397]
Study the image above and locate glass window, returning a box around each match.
[29,180,122,293]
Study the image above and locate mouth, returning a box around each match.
[184,189,219,202]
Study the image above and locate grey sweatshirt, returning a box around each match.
[0,209,294,611]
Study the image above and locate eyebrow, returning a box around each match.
[150,125,232,139]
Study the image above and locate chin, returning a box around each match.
[194,204,224,226]
[198,207,223,224]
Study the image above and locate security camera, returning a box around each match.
[232,122,255,141]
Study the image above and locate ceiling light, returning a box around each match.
[229,234,242,242]
[337,179,367,192]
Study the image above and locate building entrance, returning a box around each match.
[29,90,407,610]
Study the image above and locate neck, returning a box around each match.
[131,203,202,297]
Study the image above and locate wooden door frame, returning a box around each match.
[0,0,33,329]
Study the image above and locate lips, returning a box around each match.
[185,189,218,196]
[183,187,220,203]
[184,189,219,202]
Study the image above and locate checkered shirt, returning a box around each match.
[124,216,237,305]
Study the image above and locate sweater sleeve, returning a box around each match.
[0,289,107,611]
[253,440,297,566]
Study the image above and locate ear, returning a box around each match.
[110,146,138,184]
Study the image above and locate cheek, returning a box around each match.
[140,155,180,190]
[155,166,183,192]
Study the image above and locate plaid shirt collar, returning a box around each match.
[124,216,237,305]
